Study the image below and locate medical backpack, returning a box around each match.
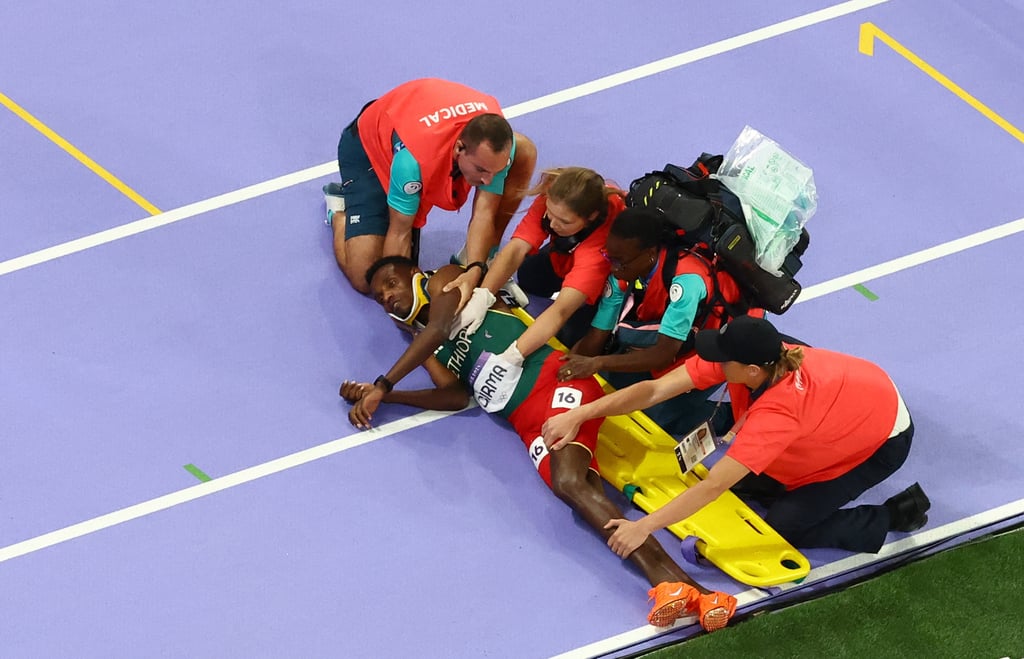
[625,153,809,315]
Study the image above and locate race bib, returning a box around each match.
[469,351,524,413]
[528,436,549,470]
[551,386,583,410]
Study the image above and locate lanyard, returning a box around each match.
[715,375,776,444]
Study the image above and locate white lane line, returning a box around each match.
[502,0,891,119]
[10,0,1007,646]
[0,0,1011,603]
[8,202,1013,562]
[0,162,334,277]
[0,0,888,279]
[552,498,1024,659]
[797,217,1024,303]
[0,407,465,564]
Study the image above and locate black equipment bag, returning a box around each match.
[626,153,809,315]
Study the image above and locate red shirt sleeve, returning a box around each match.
[683,354,726,389]
[511,193,618,304]
[559,221,613,304]
[510,195,549,253]
[721,347,899,488]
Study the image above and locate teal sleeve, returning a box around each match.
[477,133,516,195]
[658,273,708,341]
[590,277,626,331]
[387,147,422,216]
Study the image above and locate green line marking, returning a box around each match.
[184,463,212,482]
[853,283,879,301]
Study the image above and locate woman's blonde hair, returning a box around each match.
[527,167,624,222]
[764,346,805,381]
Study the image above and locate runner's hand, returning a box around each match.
[349,387,385,429]
[339,380,371,404]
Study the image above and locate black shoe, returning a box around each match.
[884,482,931,532]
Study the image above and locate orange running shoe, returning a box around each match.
[694,591,737,632]
[646,582,698,627]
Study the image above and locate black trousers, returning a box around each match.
[731,421,914,553]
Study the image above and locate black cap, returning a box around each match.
[695,315,783,365]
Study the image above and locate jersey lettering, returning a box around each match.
[470,350,523,413]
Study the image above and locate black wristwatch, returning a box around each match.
[374,375,394,393]
[465,261,488,280]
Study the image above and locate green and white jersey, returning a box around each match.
[435,309,554,417]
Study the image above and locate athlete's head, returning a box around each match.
[601,207,670,280]
[366,256,419,319]
[455,114,513,187]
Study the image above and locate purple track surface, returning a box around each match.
[2,1,1023,657]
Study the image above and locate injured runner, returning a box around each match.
[339,255,737,631]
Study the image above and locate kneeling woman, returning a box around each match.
[559,206,756,435]
[541,315,930,556]
[453,167,624,351]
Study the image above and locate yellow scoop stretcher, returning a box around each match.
[512,307,809,587]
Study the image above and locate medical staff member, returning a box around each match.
[453,166,623,351]
[324,78,537,296]
[558,206,756,434]
[542,315,930,556]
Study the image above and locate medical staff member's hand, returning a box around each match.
[339,380,371,404]
[541,408,582,450]
[557,354,599,382]
[498,340,525,367]
[448,287,495,339]
[443,268,484,315]
[349,386,385,429]
[604,517,652,558]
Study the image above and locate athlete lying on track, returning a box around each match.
[339,256,737,631]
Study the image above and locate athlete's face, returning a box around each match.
[601,234,657,281]
[455,140,511,187]
[370,264,416,319]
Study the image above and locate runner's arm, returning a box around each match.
[377,265,464,388]
[383,355,470,411]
